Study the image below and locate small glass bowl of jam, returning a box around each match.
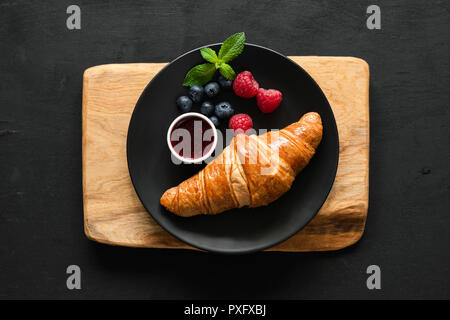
[167,112,217,164]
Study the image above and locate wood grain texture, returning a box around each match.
[82,57,370,252]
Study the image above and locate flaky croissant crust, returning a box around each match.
[160,112,323,217]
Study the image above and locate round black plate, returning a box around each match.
[127,44,339,254]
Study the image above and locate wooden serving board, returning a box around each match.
[82,57,370,252]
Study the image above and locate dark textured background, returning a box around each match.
[0,0,449,299]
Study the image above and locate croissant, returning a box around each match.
[160,112,323,217]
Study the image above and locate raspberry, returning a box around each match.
[228,113,253,134]
[233,71,259,98]
[256,88,282,113]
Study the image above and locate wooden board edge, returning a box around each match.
[82,68,91,241]
[290,56,370,71]
[357,55,370,252]
[269,208,369,252]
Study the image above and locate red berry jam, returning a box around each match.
[170,116,215,159]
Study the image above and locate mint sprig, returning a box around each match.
[183,32,245,86]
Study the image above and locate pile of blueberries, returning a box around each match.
[176,76,235,127]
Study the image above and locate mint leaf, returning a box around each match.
[200,48,219,64]
[218,32,245,63]
[219,63,236,80]
[182,32,246,86]
[183,63,216,86]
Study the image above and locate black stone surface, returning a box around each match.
[0,0,448,299]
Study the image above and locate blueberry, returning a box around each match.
[176,96,193,113]
[188,85,204,103]
[204,82,220,98]
[209,116,220,127]
[200,101,215,117]
[214,102,234,119]
[218,76,233,90]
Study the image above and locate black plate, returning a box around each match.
[127,44,339,254]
